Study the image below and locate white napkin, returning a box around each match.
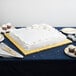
[0,48,14,57]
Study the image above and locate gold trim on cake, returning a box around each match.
[4,33,72,55]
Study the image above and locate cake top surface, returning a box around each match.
[10,24,66,45]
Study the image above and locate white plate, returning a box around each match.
[61,28,76,34]
[64,47,76,58]
[0,34,4,42]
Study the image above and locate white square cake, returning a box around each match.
[10,24,67,50]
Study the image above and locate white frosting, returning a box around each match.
[10,24,67,50]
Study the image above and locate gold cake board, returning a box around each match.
[4,33,72,56]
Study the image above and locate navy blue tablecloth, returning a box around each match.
[0,27,76,61]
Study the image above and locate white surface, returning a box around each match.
[0,0,76,27]
[10,24,67,50]
[61,28,76,34]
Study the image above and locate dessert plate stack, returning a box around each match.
[64,45,76,58]
[61,28,76,41]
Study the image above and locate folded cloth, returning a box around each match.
[0,47,14,57]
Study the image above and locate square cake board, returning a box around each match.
[4,33,72,56]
